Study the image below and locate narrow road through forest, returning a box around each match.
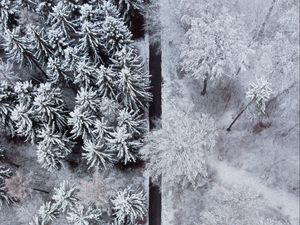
[148,41,162,225]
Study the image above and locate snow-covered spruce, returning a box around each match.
[112,47,152,109]
[142,109,217,188]
[75,86,101,113]
[66,204,103,225]
[47,2,76,42]
[117,108,146,137]
[30,181,80,225]
[73,59,98,87]
[82,138,115,170]
[0,81,16,135]
[0,60,16,82]
[2,28,47,79]
[111,187,146,225]
[107,126,142,165]
[78,20,103,64]
[33,82,67,131]
[27,25,54,66]
[52,181,79,213]
[96,65,118,99]
[11,102,36,142]
[46,57,69,84]
[36,124,73,171]
[101,15,132,56]
[92,117,112,140]
[69,106,97,140]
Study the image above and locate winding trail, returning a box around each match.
[211,159,299,225]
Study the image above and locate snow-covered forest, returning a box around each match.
[0,0,299,224]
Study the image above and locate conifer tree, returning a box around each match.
[78,20,103,63]
[0,81,16,135]
[96,65,117,99]
[75,87,101,113]
[47,2,76,41]
[32,82,67,131]
[111,187,146,225]
[116,66,151,109]
[68,106,97,140]
[82,139,115,170]
[107,126,142,164]
[66,204,103,225]
[36,124,74,171]
[11,102,36,143]
[73,60,97,87]
[2,28,47,79]
[117,108,146,137]
[27,25,54,66]
[100,16,132,56]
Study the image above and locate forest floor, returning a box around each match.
[160,0,299,224]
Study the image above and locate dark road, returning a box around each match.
[148,41,162,225]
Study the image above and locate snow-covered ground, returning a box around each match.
[160,0,299,224]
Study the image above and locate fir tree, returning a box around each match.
[107,125,142,164]
[78,20,103,63]
[27,25,54,66]
[73,59,97,87]
[0,0,19,30]
[117,108,146,137]
[111,187,146,225]
[0,80,16,135]
[46,57,69,84]
[0,60,17,83]
[2,28,47,79]
[116,66,151,109]
[14,80,35,105]
[47,2,76,41]
[82,138,115,170]
[100,16,132,56]
[112,47,152,109]
[11,102,36,142]
[100,0,120,19]
[36,124,73,171]
[66,204,103,225]
[47,27,69,56]
[52,181,78,213]
[96,65,117,99]
[92,117,112,140]
[68,106,97,140]
[75,87,101,113]
[32,82,67,131]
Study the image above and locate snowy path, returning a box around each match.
[211,159,299,225]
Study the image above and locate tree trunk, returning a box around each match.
[31,187,50,194]
[234,0,277,77]
[226,99,254,132]
[201,76,208,96]
[5,158,20,168]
